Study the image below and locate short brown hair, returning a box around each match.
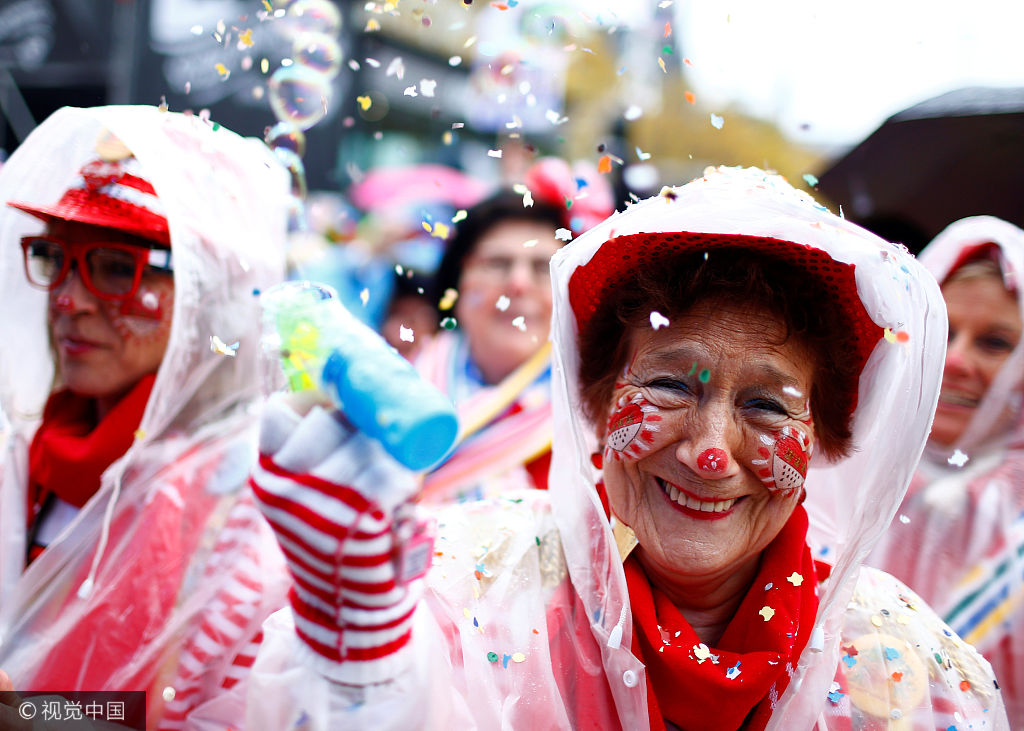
[576,246,867,460]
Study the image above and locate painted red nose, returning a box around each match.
[53,295,75,312]
[697,448,728,473]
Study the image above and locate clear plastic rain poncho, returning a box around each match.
[207,166,1006,730]
[0,106,291,726]
[869,216,1024,726]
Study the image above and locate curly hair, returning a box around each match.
[577,247,864,460]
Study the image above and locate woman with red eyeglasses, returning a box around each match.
[0,106,291,727]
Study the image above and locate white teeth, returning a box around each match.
[660,479,736,513]
[940,392,978,407]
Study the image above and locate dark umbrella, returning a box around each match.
[817,86,1024,254]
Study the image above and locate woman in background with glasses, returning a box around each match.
[415,158,613,503]
[0,105,291,727]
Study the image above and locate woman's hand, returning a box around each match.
[250,391,428,685]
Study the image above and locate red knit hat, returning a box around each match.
[9,154,170,247]
[569,230,883,417]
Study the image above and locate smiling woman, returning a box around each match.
[870,216,1024,726]
[225,166,1009,730]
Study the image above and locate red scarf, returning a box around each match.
[626,505,819,731]
[27,374,155,525]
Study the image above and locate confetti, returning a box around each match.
[512,316,526,332]
[959,680,971,691]
[649,311,670,330]
[356,95,372,111]
[803,173,819,187]
[870,615,884,627]
[488,149,503,158]
[597,155,613,174]
[238,29,253,47]
[898,514,910,524]
[441,317,457,330]
[360,288,370,306]
[842,654,857,668]
[710,113,724,130]
[787,572,803,586]
[513,183,534,207]
[215,63,230,80]
[162,687,176,702]
[698,369,711,383]
[496,295,511,311]
[624,105,643,121]
[726,662,742,679]
[693,643,712,663]
[452,210,468,223]
[449,56,462,66]
[210,335,240,357]
[683,57,693,66]
[947,449,969,467]
[664,21,672,37]
[555,228,573,242]
[439,288,459,310]
[545,109,569,125]
[399,326,414,343]
[134,428,147,441]
[636,146,651,161]
[884,646,899,661]
[658,57,667,73]
[386,57,405,79]
[759,606,775,621]
[420,79,437,97]
[365,18,381,32]
[891,671,903,682]
[684,91,696,105]
[487,652,499,663]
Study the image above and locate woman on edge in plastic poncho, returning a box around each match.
[869,216,1024,726]
[202,166,1006,730]
[414,157,613,504]
[0,106,291,728]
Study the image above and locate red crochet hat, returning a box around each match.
[9,153,170,247]
[569,231,883,415]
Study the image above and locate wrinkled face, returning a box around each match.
[45,221,174,409]
[601,301,817,583]
[931,275,1021,447]
[454,219,561,384]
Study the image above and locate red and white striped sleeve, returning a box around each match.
[249,397,426,686]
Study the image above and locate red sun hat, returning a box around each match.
[9,156,170,247]
[569,230,883,414]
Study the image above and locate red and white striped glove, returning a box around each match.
[250,392,432,685]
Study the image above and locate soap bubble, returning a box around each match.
[265,121,307,157]
[293,32,342,79]
[268,65,331,129]
[272,147,308,200]
[286,194,308,233]
[287,0,342,36]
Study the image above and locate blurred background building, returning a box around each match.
[1,0,1021,255]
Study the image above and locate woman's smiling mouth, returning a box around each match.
[656,476,740,517]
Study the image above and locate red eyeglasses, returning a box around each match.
[21,236,173,302]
